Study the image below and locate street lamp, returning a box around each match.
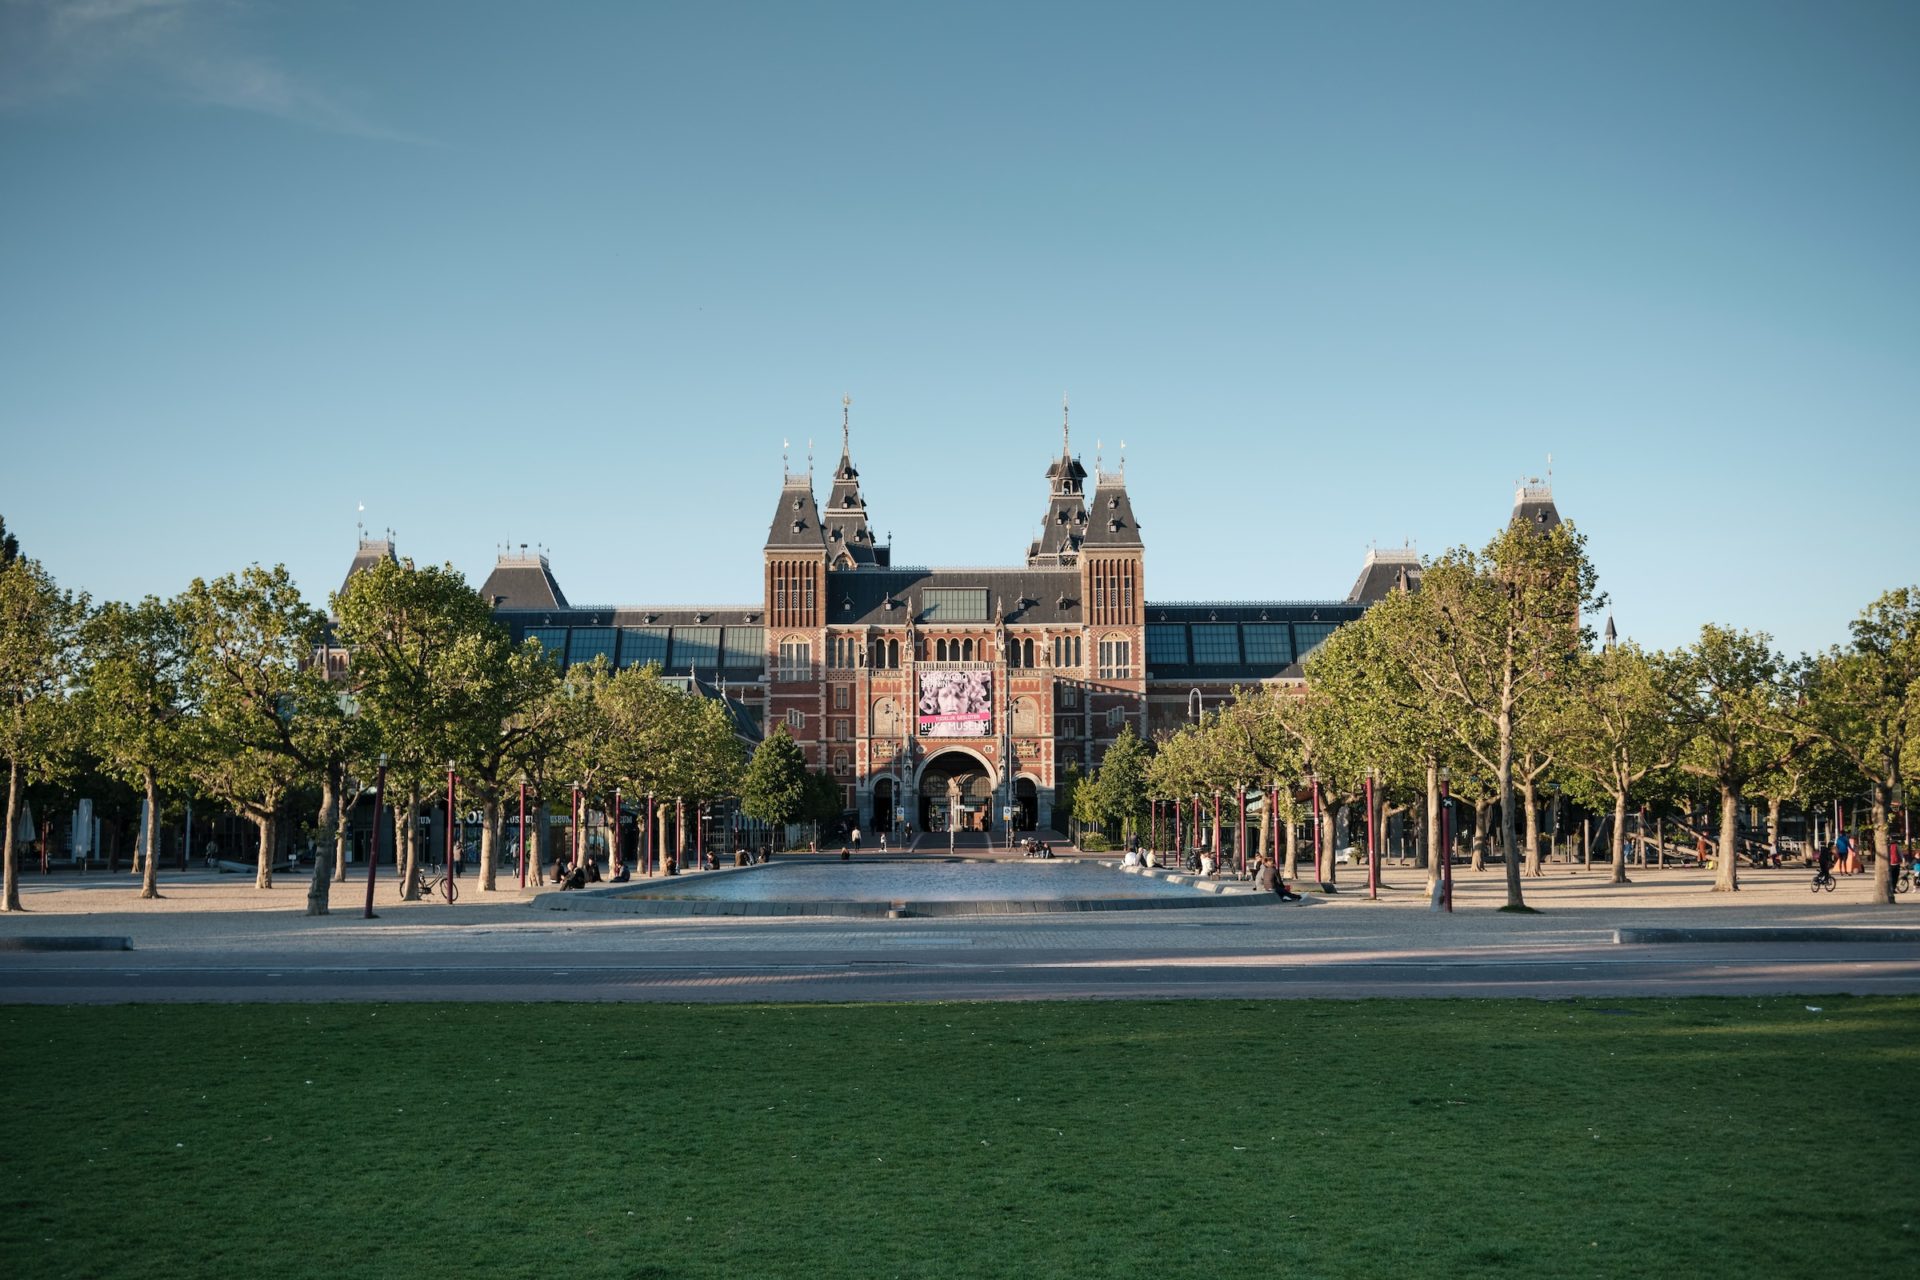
[1439,766,1454,913]
[517,774,529,889]
[362,753,388,919]
[444,760,458,903]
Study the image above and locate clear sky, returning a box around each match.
[2,0,1914,659]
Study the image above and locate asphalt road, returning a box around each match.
[4,940,1917,1003]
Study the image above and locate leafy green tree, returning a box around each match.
[0,558,87,912]
[1668,625,1800,892]
[0,515,19,569]
[1557,642,1683,885]
[179,567,341,893]
[334,559,505,900]
[740,726,810,843]
[1087,724,1151,843]
[1798,586,1919,903]
[1377,521,1602,909]
[79,596,193,899]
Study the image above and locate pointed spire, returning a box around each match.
[1062,393,1071,458]
[841,394,851,459]
[1604,614,1618,650]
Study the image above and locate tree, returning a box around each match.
[333,559,505,900]
[1378,521,1602,909]
[79,596,193,900]
[1088,724,1152,843]
[179,567,340,893]
[0,558,87,911]
[1668,625,1799,892]
[0,515,19,569]
[740,726,809,841]
[1799,586,1919,903]
[1557,642,1682,885]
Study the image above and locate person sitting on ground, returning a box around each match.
[560,862,588,890]
[610,862,631,883]
[1123,846,1141,868]
[584,858,602,883]
[550,857,570,885]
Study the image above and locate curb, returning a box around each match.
[0,936,133,952]
[1615,926,1920,944]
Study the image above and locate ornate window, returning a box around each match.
[776,637,812,681]
[1097,635,1132,680]
[833,685,849,709]
[785,708,805,731]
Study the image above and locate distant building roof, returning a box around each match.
[1511,480,1561,531]
[479,550,569,610]
[337,537,397,608]
[1345,546,1422,604]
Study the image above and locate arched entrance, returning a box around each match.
[918,749,995,834]
[871,778,894,834]
[1014,777,1038,832]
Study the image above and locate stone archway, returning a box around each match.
[917,748,996,834]
[1014,776,1039,832]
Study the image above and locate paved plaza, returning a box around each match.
[1,859,1915,1004]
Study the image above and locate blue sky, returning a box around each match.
[2,0,1913,658]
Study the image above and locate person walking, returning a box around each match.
[851,826,862,855]
[1835,829,1853,875]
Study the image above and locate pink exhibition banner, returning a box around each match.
[917,669,992,738]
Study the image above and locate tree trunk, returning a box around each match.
[140,767,162,899]
[1283,816,1299,882]
[1424,762,1440,892]
[1319,803,1337,890]
[531,800,548,883]
[1255,799,1270,874]
[1497,696,1524,908]
[481,796,500,892]
[335,776,354,883]
[1870,781,1894,905]
[3,758,23,912]
[399,790,422,900]
[1521,777,1542,877]
[1470,800,1489,872]
[307,765,339,916]
[1610,790,1630,885]
[1767,796,1783,869]
[1712,786,1740,892]
[253,810,275,889]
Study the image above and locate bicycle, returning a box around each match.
[1896,866,1913,895]
[1811,868,1836,893]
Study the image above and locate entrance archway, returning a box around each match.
[918,749,995,833]
[1014,777,1038,831]
[871,778,894,834]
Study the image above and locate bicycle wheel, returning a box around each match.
[1823,876,1836,893]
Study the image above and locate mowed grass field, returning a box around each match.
[3,997,1914,1279]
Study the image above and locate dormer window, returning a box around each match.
[1108,519,1121,531]
[792,496,804,510]
[1108,495,1118,508]
[792,520,805,533]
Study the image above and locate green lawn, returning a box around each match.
[3,997,1913,1279]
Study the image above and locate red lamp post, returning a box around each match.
[1308,771,1325,891]
[362,753,387,920]
[517,777,528,889]
[1365,767,1379,901]
[1439,766,1454,912]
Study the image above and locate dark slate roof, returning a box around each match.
[337,538,397,606]
[492,605,762,628]
[823,444,881,568]
[1083,473,1142,548]
[823,568,1084,627]
[479,552,569,610]
[1345,548,1422,604]
[766,475,827,550]
[1511,482,1561,531]
[688,672,764,744]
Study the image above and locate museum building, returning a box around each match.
[345,417,1553,836]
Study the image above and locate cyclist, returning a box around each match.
[1814,841,1836,890]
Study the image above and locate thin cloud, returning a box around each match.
[1,0,427,143]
